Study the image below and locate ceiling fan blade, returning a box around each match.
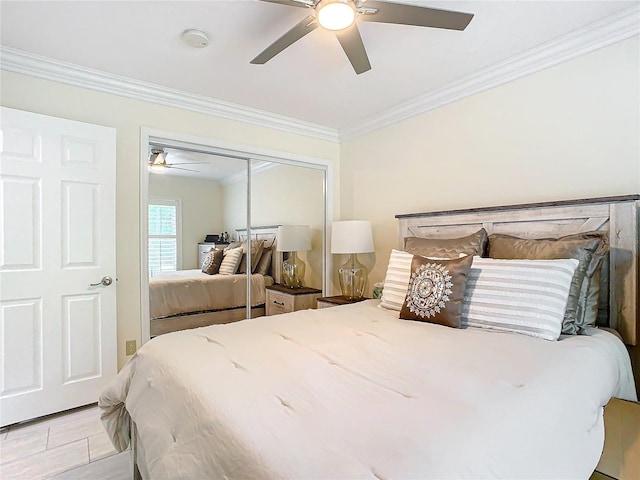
[167,166,201,173]
[251,15,318,64]
[359,1,473,31]
[259,0,313,8]
[167,161,214,166]
[335,25,371,75]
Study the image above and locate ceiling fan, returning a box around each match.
[251,0,474,74]
[148,149,211,174]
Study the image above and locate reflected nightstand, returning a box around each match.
[265,284,322,316]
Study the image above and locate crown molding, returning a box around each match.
[0,47,340,144]
[339,4,640,141]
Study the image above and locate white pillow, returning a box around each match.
[461,257,579,341]
[218,247,243,275]
[379,250,413,311]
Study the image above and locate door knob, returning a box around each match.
[90,276,113,287]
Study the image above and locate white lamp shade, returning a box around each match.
[331,220,374,254]
[277,225,311,252]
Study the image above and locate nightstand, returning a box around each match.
[316,295,369,309]
[265,284,322,316]
[593,398,640,480]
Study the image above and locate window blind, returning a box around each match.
[148,203,178,277]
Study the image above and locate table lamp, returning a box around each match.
[331,220,374,299]
[276,225,311,288]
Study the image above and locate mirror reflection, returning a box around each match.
[146,146,325,337]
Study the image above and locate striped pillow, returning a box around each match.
[461,257,579,341]
[218,247,243,275]
[380,250,417,311]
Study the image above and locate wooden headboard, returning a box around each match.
[396,195,639,346]
[235,225,283,283]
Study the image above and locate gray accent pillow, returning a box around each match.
[560,232,609,331]
[488,232,606,334]
[404,228,488,259]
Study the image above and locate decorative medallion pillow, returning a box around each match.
[488,233,605,334]
[380,249,468,312]
[218,247,243,275]
[404,228,488,259]
[461,257,579,341]
[399,254,473,328]
[201,248,224,275]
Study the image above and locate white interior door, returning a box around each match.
[0,107,117,427]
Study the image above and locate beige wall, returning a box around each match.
[222,163,326,289]
[0,70,340,369]
[340,37,640,289]
[148,174,224,270]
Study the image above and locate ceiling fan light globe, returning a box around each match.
[316,0,356,31]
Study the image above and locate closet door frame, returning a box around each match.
[138,127,334,345]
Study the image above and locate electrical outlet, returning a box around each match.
[125,340,137,356]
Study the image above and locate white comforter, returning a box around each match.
[100,300,636,480]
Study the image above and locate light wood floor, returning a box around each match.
[0,404,128,479]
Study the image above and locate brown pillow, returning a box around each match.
[404,229,488,259]
[238,239,265,274]
[224,241,242,252]
[201,248,224,275]
[400,255,473,328]
[255,249,272,276]
[488,232,606,334]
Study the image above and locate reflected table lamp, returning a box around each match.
[276,225,311,288]
[331,220,374,299]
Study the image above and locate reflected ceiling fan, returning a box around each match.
[148,149,211,174]
[251,0,474,74]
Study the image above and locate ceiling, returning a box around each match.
[1,1,637,133]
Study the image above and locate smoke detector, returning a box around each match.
[182,29,209,48]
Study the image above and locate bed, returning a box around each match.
[102,195,639,479]
[148,226,282,336]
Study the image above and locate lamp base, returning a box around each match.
[282,251,306,289]
[338,253,367,299]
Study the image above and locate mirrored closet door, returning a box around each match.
[144,140,327,339]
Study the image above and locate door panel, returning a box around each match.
[62,181,99,266]
[0,107,116,426]
[1,175,41,269]
[62,293,101,383]
[0,299,43,396]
